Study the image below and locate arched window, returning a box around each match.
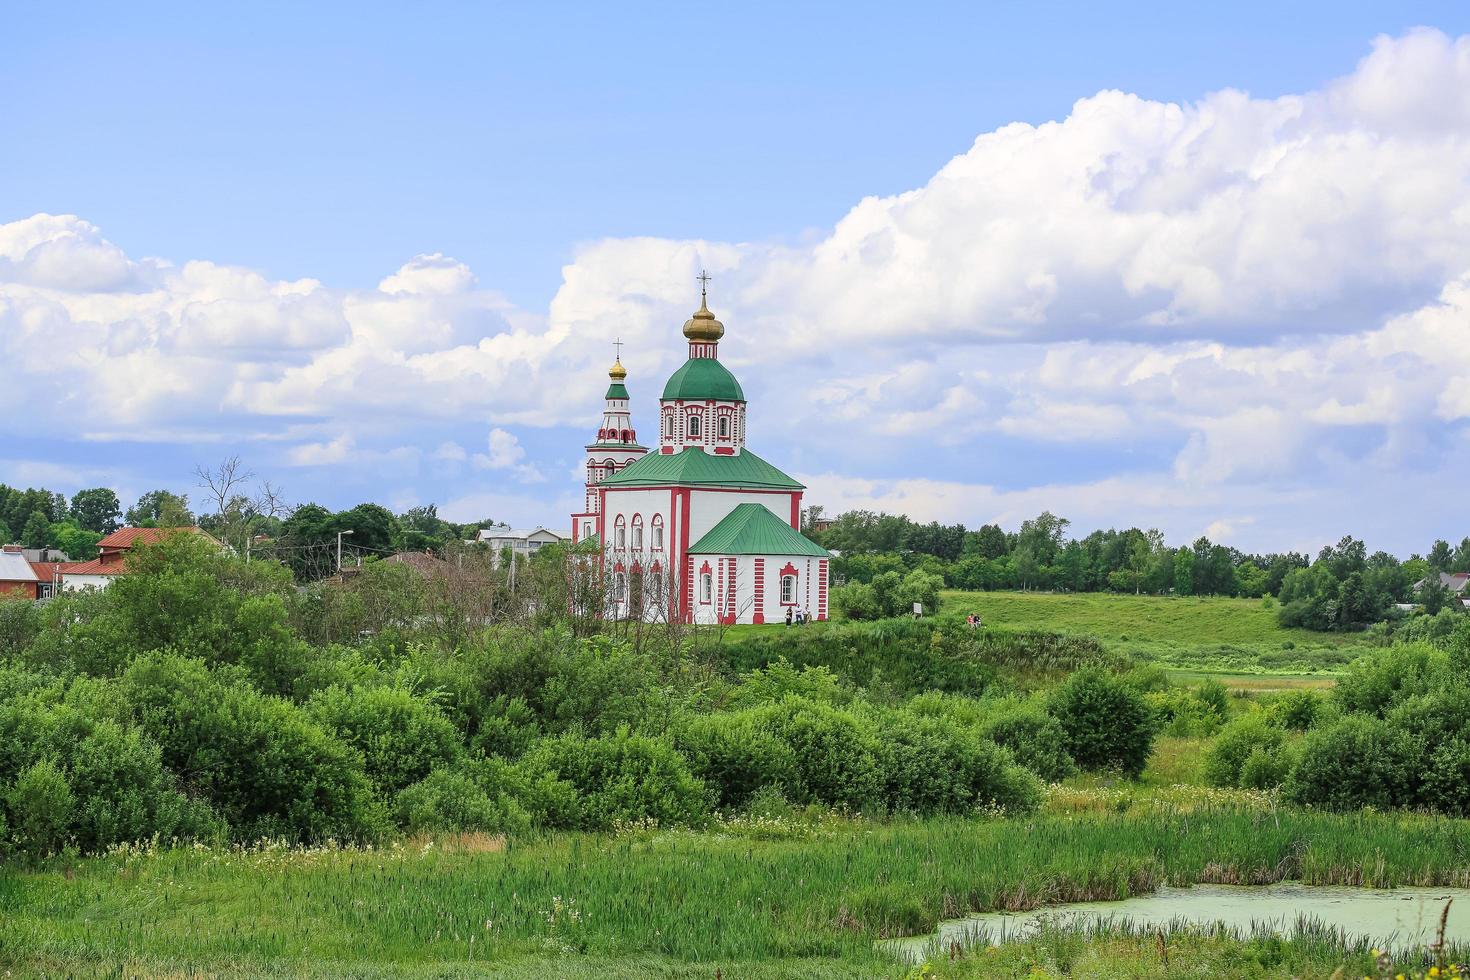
[614,515,626,549]
[719,415,729,438]
[614,571,627,602]
[583,521,593,540]
[688,414,701,438]
[647,569,664,608]
[781,574,797,604]
[651,514,664,550]
[631,514,643,550]
[700,572,713,604]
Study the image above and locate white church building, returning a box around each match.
[571,282,829,624]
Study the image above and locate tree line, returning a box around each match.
[1,465,500,579]
[806,508,1469,631]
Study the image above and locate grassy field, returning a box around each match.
[728,590,1373,678]
[937,591,1359,648]
[936,590,1374,676]
[4,799,1468,979]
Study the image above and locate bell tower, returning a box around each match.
[571,346,647,543]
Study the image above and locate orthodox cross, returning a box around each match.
[613,337,623,359]
[697,270,711,299]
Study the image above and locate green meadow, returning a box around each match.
[3,541,1467,979]
[6,801,1470,979]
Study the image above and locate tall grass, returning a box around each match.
[6,807,1470,976]
[716,618,1118,697]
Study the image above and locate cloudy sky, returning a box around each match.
[4,3,1470,555]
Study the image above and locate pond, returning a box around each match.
[886,883,1470,964]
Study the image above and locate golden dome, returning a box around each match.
[682,292,725,343]
[608,356,627,381]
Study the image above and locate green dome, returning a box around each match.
[661,358,745,401]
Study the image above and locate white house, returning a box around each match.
[473,525,565,560]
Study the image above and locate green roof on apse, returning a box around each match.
[599,447,802,490]
[689,503,829,557]
[661,357,745,401]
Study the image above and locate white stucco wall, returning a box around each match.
[62,574,115,591]
[601,486,817,624]
[686,553,828,625]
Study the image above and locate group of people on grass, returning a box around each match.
[783,606,811,626]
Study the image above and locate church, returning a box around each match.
[570,281,829,624]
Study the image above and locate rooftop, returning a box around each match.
[97,526,209,550]
[0,549,39,583]
[688,503,829,557]
[601,447,802,490]
[661,357,744,402]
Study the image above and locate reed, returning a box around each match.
[6,805,1470,977]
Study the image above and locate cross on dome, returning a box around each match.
[609,338,627,380]
[683,272,724,345]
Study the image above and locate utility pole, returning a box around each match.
[337,529,354,572]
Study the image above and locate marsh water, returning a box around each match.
[887,883,1470,964]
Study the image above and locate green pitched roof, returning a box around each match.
[689,504,829,557]
[600,447,802,490]
[661,357,745,401]
[605,382,629,399]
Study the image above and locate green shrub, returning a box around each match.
[1202,717,1285,788]
[1146,687,1225,738]
[672,712,796,809]
[831,582,879,621]
[1285,716,1418,810]
[309,685,464,796]
[5,759,72,857]
[728,659,852,708]
[1238,746,1291,790]
[1267,690,1323,730]
[874,713,1041,814]
[1192,679,1230,718]
[980,707,1077,782]
[749,696,882,809]
[122,654,382,842]
[1422,738,1470,817]
[1333,645,1449,718]
[1047,668,1158,777]
[393,766,531,836]
[0,698,223,853]
[717,619,1078,699]
[516,730,709,830]
[539,637,661,735]
[471,696,542,759]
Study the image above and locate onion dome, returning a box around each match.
[608,356,627,382]
[682,292,725,343]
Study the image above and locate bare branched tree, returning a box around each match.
[253,479,292,521]
[195,456,254,518]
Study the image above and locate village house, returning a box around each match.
[472,525,565,561]
[62,526,213,591]
[1413,570,1470,608]
[0,545,40,598]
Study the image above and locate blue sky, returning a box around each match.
[9,0,1469,306]
[4,3,1470,554]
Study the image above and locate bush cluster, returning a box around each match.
[6,537,1184,857]
[1197,640,1470,815]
